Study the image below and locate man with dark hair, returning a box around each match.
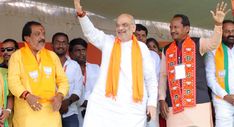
[159,2,230,127]
[69,38,99,126]
[0,39,19,68]
[52,32,82,127]
[135,24,160,127]
[206,20,234,127]
[0,39,16,127]
[135,24,148,43]
[8,21,69,127]
[135,24,161,80]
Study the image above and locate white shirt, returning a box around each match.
[150,51,161,82]
[84,62,100,100]
[62,56,83,118]
[205,45,234,98]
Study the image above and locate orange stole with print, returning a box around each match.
[166,36,196,113]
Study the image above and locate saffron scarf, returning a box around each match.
[166,36,196,113]
[215,42,230,94]
[106,35,143,102]
[21,43,56,103]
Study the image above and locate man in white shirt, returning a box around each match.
[135,24,161,81]
[52,32,83,127]
[135,24,160,127]
[74,0,158,127]
[205,20,234,127]
[69,38,100,126]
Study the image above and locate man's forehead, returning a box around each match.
[2,41,15,47]
[223,23,234,29]
[171,17,182,24]
[55,35,67,41]
[74,44,86,49]
[117,14,133,23]
[31,25,44,31]
[135,30,146,35]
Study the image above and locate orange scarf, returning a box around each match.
[166,36,196,113]
[215,42,230,95]
[106,35,143,102]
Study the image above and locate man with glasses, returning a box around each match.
[52,32,83,127]
[0,39,19,68]
[0,38,18,127]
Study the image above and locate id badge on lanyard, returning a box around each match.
[175,64,186,80]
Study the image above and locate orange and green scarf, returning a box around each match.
[106,35,143,102]
[215,42,230,94]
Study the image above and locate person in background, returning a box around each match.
[69,38,100,126]
[205,20,234,127]
[52,32,83,127]
[146,38,161,58]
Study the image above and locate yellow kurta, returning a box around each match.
[8,44,69,127]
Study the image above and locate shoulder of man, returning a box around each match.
[191,37,200,44]
[86,62,100,68]
[163,42,173,54]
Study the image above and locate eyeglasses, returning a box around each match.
[1,47,15,52]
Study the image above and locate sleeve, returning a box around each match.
[8,52,26,98]
[158,51,168,100]
[205,51,227,98]
[149,51,161,82]
[78,16,115,50]
[155,53,161,82]
[199,25,222,55]
[143,46,158,107]
[51,52,69,97]
[84,64,100,100]
[71,62,83,98]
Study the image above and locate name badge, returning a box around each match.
[29,70,38,82]
[175,64,186,80]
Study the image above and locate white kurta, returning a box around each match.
[205,47,234,127]
[79,16,158,127]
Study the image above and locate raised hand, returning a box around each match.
[74,0,82,13]
[210,1,231,26]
